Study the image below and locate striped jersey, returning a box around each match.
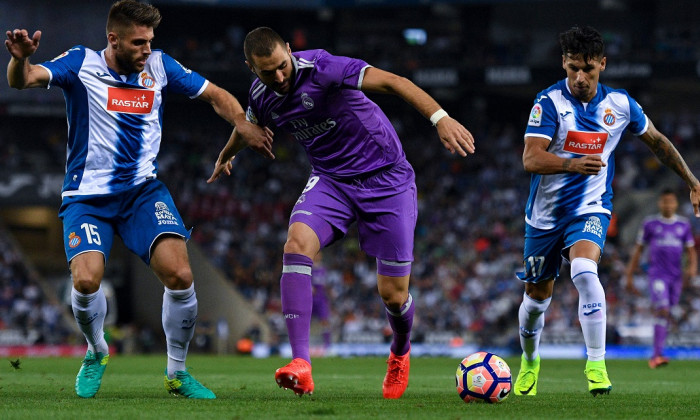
[39,46,208,197]
[524,79,648,229]
[245,49,407,179]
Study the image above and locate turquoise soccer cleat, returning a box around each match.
[75,350,109,398]
[164,369,216,399]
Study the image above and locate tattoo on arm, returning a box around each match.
[645,134,697,185]
[562,158,571,172]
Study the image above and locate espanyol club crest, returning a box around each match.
[301,92,314,110]
[68,232,81,248]
[139,72,156,88]
[603,108,615,126]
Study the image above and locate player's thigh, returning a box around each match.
[518,223,565,284]
[289,174,354,250]
[118,180,190,265]
[356,183,417,262]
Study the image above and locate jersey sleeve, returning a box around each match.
[524,94,558,141]
[161,52,208,98]
[637,220,651,245]
[245,80,266,127]
[313,50,370,91]
[38,45,86,89]
[626,94,649,136]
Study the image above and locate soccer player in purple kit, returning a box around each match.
[625,189,697,368]
[208,27,475,398]
[5,0,272,399]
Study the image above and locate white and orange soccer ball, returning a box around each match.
[455,351,511,403]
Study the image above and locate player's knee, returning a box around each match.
[71,271,101,294]
[159,266,193,290]
[524,280,553,302]
[379,289,409,311]
[283,236,317,257]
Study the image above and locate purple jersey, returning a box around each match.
[245,49,407,178]
[637,214,694,280]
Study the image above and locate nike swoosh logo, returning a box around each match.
[95,71,110,78]
[588,379,603,384]
[520,381,535,395]
[498,388,510,399]
[584,309,601,316]
[560,111,572,118]
[520,332,537,339]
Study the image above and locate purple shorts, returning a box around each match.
[289,160,417,262]
[648,274,682,309]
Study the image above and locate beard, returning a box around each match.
[115,51,145,74]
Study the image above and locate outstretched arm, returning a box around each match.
[5,29,49,89]
[638,120,700,216]
[198,82,274,159]
[360,67,474,157]
[207,128,249,184]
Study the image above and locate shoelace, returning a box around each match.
[81,358,102,379]
[386,360,406,384]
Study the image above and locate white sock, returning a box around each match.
[162,284,197,378]
[571,257,606,361]
[71,286,109,355]
[518,292,551,361]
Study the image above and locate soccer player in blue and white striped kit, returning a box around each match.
[514,25,700,396]
[5,0,273,399]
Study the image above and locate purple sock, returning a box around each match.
[385,294,414,356]
[653,322,667,357]
[281,253,313,364]
[322,329,331,348]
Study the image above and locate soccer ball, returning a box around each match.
[455,351,511,403]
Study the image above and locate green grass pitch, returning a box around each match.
[1,355,699,419]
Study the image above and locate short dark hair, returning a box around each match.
[660,188,677,197]
[559,26,604,63]
[244,27,285,62]
[106,0,161,36]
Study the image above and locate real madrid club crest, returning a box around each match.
[301,92,314,110]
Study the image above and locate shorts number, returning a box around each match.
[80,223,102,245]
[302,176,320,193]
[526,256,545,278]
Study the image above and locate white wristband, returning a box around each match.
[429,109,448,126]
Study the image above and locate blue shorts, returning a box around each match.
[517,213,611,283]
[58,179,190,265]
